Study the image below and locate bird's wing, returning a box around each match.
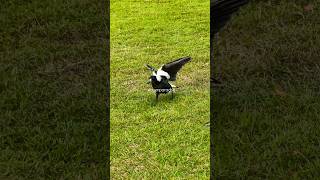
[211,0,249,35]
[161,56,191,81]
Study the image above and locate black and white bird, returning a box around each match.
[145,57,191,101]
[211,0,249,83]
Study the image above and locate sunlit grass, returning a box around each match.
[110,0,210,178]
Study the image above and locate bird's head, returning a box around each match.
[145,64,156,72]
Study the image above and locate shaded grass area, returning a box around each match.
[111,0,210,178]
[0,0,108,178]
[213,0,320,178]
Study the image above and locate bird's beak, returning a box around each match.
[146,79,151,84]
[145,64,158,73]
[145,64,153,71]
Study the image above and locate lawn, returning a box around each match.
[212,0,320,178]
[1,0,108,178]
[110,0,210,179]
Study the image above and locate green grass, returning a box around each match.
[4,0,319,178]
[0,0,108,178]
[213,0,320,178]
[110,0,210,178]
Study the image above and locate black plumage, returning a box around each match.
[161,57,191,81]
[146,57,191,101]
[211,0,249,36]
[211,0,249,83]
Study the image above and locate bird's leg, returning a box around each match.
[156,92,159,101]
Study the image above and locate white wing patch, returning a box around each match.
[151,67,171,82]
[156,69,170,81]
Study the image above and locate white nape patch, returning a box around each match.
[152,71,157,76]
[156,68,170,82]
[156,74,161,82]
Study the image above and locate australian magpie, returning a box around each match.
[146,57,191,101]
[211,0,249,83]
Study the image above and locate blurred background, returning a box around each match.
[212,0,320,178]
